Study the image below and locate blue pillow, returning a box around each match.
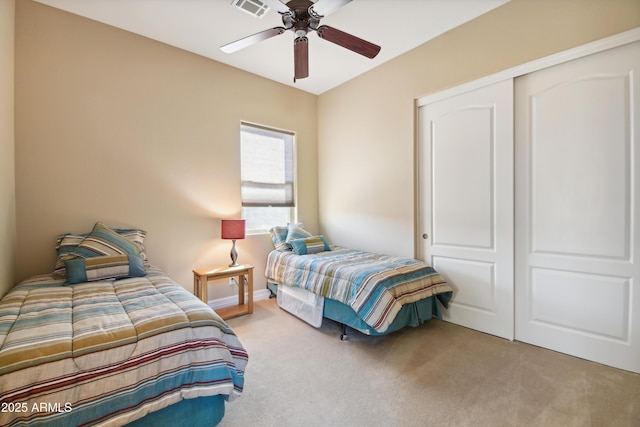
[65,254,146,284]
[290,235,331,255]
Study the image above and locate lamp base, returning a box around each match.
[229,239,239,267]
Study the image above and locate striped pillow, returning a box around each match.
[286,223,313,244]
[269,226,290,251]
[65,254,146,284]
[77,222,144,258]
[290,235,331,255]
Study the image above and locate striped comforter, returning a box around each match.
[0,267,248,426]
[266,247,452,333]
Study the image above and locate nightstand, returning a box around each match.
[193,264,254,320]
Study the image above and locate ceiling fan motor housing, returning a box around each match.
[283,0,320,37]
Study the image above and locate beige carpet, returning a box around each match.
[219,299,640,427]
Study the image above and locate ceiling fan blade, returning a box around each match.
[294,36,309,81]
[309,0,352,18]
[260,0,291,14]
[316,25,381,59]
[220,27,286,54]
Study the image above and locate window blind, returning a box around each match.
[240,123,295,207]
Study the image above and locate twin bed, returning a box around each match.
[0,223,247,427]
[265,224,453,339]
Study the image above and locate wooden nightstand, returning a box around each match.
[193,264,254,320]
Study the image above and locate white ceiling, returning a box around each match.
[33,0,510,95]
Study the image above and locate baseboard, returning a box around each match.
[208,288,272,311]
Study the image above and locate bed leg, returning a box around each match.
[339,323,348,340]
[267,284,277,299]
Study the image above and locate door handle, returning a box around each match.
[422,233,429,239]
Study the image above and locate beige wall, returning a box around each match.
[11,0,640,299]
[0,0,16,298]
[317,0,640,259]
[14,0,318,296]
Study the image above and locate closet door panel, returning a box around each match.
[531,76,629,258]
[515,40,640,373]
[432,257,496,312]
[529,268,629,340]
[431,109,494,249]
[419,79,514,340]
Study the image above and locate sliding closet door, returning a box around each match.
[515,41,640,373]
[418,80,514,340]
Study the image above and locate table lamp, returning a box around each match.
[221,219,245,267]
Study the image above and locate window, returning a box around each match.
[240,122,296,233]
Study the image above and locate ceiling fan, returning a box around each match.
[221,0,381,81]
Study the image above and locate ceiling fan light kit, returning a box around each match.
[222,0,381,81]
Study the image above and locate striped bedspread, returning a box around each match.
[265,247,452,333]
[0,267,248,426]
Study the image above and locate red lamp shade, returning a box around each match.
[221,219,245,240]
